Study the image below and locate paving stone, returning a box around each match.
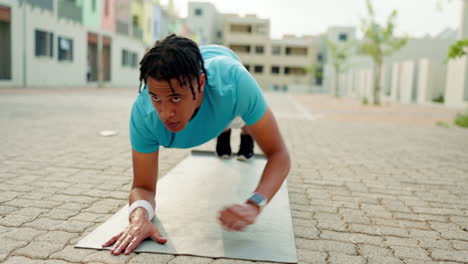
[348,224,380,236]
[295,238,356,255]
[34,231,78,244]
[128,253,175,264]
[417,237,452,250]
[13,241,64,259]
[328,252,365,264]
[50,245,95,262]
[41,209,78,220]
[296,249,326,264]
[294,226,320,239]
[167,255,213,264]
[83,250,135,263]
[452,240,468,250]
[0,227,46,242]
[2,256,43,264]
[431,248,468,262]
[376,226,409,237]
[4,199,62,209]
[384,236,419,247]
[390,246,430,260]
[320,230,385,246]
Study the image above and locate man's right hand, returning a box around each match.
[102,208,167,255]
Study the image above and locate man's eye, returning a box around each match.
[151,97,160,102]
[172,97,181,103]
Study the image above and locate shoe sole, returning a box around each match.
[219,154,231,159]
[237,155,252,161]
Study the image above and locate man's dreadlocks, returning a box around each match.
[138,34,208,100]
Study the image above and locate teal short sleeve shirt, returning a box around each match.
[129,45,268,153]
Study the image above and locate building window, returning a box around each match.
[92,0,96,12]
[58,36,73,61]
[122,49,138,68]
[122,50,128,66]
[230,24,252,33]
[131,53,138,67]
[216,31,222,39]
[255,45,264,54]
[35,30,54,57]
[284,66,306,75]
[271,66,280,74]
[229,44,250,54]
[195,8,203,16]
[271,45,281,55]
[244,64,250,72]
[254,65,263,74]
[317,53,323,62]
[338,33,348,42]
[285,46,307,56]
[132,16,139,27]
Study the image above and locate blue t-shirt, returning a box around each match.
[129,45,267,153]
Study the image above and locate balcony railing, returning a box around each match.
[58,0,82,24]
[25,0,54,12]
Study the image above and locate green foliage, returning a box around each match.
[327,39,355,73]
[447,39,468,60]
[432,95,444,103]
[435,121,450,128]
[360,0,408,64]
[327,38,355,97]
[362,97,369,105]
[455,111,468,128]
[360,0,407,105]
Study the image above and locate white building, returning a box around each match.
[186,2,223,45]
[0,0,147,88]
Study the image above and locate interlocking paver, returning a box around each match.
[2,89,468,263]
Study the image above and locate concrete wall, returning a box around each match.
[82,0,100,30]
[27,4,87,87]
[111,34,146,87]
[445,57,468,109]
[417,58,447,104]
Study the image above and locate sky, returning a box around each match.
[161,0,462,39]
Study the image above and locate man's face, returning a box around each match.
[147,75,205,133]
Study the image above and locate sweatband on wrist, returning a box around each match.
[128,200,155,221]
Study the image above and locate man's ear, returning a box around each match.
[199,74,206,93]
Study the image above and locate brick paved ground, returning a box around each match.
[0,88,467,264]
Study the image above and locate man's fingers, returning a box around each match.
[124,236,144,255]
[102,233,122,247]
[112,234,133,255]
[150,231,167,244]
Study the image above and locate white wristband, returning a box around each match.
[128,200,155,221]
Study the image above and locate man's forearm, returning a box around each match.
[254,150,291,202]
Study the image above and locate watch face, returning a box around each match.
[249,193,266,206]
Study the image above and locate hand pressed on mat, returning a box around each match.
[218,203,260,231]
[102,208,167,255]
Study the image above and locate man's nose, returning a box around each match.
[159,103,175,119]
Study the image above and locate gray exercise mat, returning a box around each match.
[76,150,297,263]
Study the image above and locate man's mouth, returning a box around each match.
[164,121,180,130]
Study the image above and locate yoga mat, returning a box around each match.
[76,150,297,263]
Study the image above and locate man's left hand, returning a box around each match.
[218,203,260,231]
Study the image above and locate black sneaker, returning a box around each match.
[237,134,254,161]
[216,129,232,159]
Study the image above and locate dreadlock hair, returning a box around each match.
[138,34,208,100]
